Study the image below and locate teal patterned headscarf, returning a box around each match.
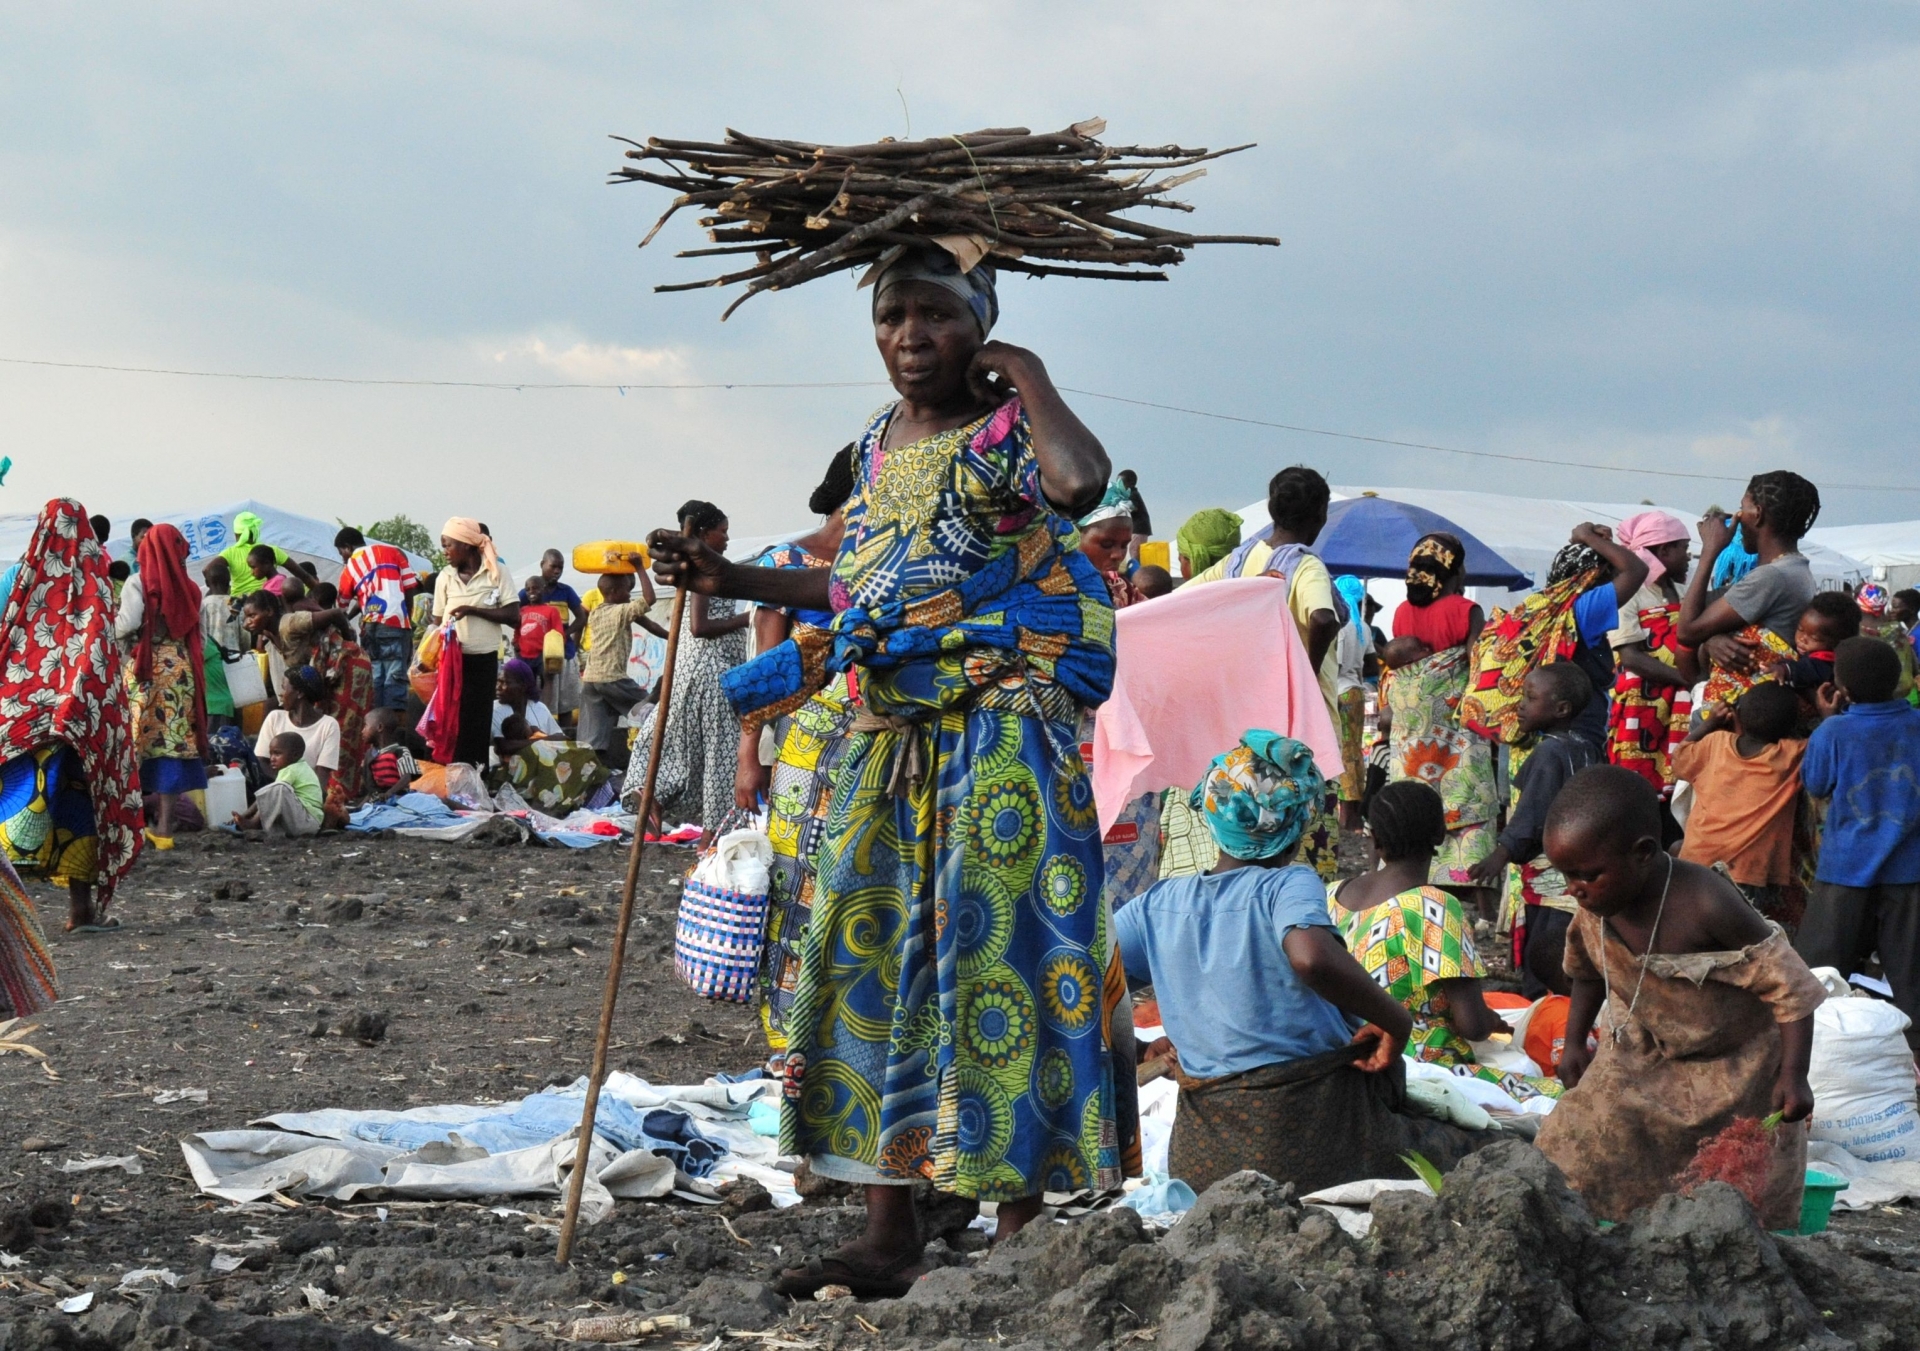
[1190,730,1326,861]
[1077,480,1136,530]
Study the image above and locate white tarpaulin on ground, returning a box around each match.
[178,1074,797,1226]
[1234,485,1868,594]
[0,499,431,578]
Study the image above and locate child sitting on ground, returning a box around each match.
[361,707,429,800]
[1671,683,1807,927]
[1534,765,1824,1229]
[1793,636,1920,1047]
[232,732,325,838]
[1768,591,1860,700]
[1327,781,1559,1102]
[1467,662,1599,996]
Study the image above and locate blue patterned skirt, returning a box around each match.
[779,668,1125,1200]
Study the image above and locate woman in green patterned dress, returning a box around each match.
[650,247,1125,1298]
[1326,781,1559,1101]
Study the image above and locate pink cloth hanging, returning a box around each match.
[1091,576,1343,836]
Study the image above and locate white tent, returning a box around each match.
[0,499,432,580]
[1807,521,1920,592]
[1234,485,1868,594]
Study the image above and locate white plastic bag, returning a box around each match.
[691,827,773,896]
[1807,968,1920,1164]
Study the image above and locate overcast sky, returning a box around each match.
[4,3,1917,567]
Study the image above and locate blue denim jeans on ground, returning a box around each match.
[362,626,412,711]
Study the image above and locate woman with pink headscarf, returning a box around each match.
[1604,511,1697,794]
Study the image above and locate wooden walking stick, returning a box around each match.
[556,542,692,1264]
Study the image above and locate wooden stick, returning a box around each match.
[555,571,691,1266]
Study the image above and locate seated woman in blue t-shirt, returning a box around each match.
[1114,731,1486,1194]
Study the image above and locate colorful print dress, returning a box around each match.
[1384,646,1499,884]
[128,636,207,795]
[1605,596,1693,795]
[625,596,748,829]
[732,398,1127,1201]
[749,543,857,1052]
[1326,880,1560,1102]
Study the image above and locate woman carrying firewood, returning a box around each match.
[649,247,1131,1297]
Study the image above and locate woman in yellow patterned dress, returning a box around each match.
[650,246,1124,1298]
[113,523,208,848]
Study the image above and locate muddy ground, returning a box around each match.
[3,828,1920,1350]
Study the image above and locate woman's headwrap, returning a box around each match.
[1405,532,1465,602]
[1857,581,1891,617]
[232,511,264,546]
[1077,480,1136,530]
[1189,730,1326,861]
[870,247,998,338]
[1334,574,1369,646]
[440,517,501,584]
[1615,511,1690,588]
[1175,508,1245,576]
[1548,543,1609,588]
[501,657,539,692]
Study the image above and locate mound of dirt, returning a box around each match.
[812,1142,1920,1351]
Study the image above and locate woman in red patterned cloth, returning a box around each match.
[0,499,144,933]
[1604,511,1697,796]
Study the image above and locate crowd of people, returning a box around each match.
[2,242,1918,1294]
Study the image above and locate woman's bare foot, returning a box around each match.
[66,882,95,932]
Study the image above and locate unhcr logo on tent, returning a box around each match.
[177,515,230,559]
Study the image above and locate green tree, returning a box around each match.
[344,514,445,570]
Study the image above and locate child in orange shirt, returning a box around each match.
[1671,682,1806,927]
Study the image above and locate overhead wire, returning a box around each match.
[1,352,1909,492]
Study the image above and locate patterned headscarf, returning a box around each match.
[1405,532,1465,605]
[1615,511,1690,588]
[1857,582,1891,617]
[440,517,502,584]
[0,500,143,912]
[1548,543,1609,587]
[1175,508,1245,576]
[1189,730,1326,861]
[871,246,998,337]
[1077,481,1136,530]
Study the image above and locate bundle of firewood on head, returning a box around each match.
[609,117,1280,319]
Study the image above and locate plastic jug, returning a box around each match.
[204,768,248,829]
